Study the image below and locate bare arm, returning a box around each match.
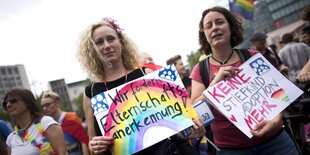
[83,93,113,154]
[191,80,207,104]
[300,59,310,74]
[296,59,310,83]
[82,143,89,155]
[83,93,96,140]
[46,124,67,155]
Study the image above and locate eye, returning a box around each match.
[204,22,212,30]
[95,38,104,46]
[106,35,116,43]
[215,19,225,25]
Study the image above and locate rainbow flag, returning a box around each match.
[229,0,254,20]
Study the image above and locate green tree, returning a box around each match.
[186,50,202,71]
[72,93,84,118]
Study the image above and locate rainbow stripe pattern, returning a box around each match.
[271,89,289,102]
[229,0,254,20]
[91,64,198,155]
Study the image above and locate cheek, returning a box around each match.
[204,31,212,43]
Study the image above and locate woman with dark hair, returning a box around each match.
[190,6,298,155]
[3,88,67,155]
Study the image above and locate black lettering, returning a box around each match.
[147,92,161,107]
[130,83,140,102]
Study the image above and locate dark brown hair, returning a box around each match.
[282,33,294,44]
[166,55,181,65]
[198,6,244,55]
[3,89,43,119]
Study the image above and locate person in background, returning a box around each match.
[301,5,310,24]
[140,52,162,71]
[190,6,298,155]
[0,120,12,155]
[3,88,67,155]
[166,55,192,96]
[76,18,203,155]
[41,90,89,155]
[278,32,310,87]
[250,32,288,73]
[267,44,277,54]
[297,59,310,84]
[301,25,310,47]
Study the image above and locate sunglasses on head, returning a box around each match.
[3,98,18,107]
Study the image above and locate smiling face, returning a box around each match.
[202,11,231,48]
[92,25,123,65]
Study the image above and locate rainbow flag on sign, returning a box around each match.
[229,0,254,20]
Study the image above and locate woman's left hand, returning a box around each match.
[250,113,282,138]
[188,119,206,139]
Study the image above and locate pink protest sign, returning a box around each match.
[203,53,303,138]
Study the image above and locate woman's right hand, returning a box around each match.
[210,66,238,87]
[89,136,114,154]
[296,72,310,84]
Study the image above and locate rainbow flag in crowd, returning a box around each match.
[229,0,254,20]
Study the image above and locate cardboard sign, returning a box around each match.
[203,53,303,138]
[91,64,199,155]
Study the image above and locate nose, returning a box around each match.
[103,41,111,50]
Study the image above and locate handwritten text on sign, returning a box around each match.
[204,53,303,138]
[91,65,198,155]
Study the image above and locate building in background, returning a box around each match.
[0,64,30,102]
[49,79,72,111]
[49,78,88,111]
[67,79,88,100]
[254,0,309,44]
[239,0,310,49]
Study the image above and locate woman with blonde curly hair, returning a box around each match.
[77,18,202,155]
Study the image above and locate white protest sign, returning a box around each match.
[90,64,199,155]
[203,53,303,138]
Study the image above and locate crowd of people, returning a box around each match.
[1,5,310,155]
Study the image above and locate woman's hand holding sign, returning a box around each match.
[250,112,283,138]
[209,66,239,87]
[90,136,114,154]
[188,119,206,139]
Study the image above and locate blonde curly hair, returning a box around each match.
[76,21,140,81]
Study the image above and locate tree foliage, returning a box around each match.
[186,50,202,71]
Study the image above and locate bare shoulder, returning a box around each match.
[145,68,153,74]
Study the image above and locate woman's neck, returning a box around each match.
[211,46,233,61]
[16,111,33,130]
[52,109,62,121]
[103,61,127,82]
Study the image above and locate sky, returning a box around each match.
[0,0,228,93]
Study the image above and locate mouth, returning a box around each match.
[212,33,223,39]
[104,51,115,55]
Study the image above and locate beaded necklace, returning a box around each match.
[14,119,55,155]
[211,49,234,66]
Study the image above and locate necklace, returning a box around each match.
[104,70,128,91]
[14,119,55,155]
[211,49,234,65]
